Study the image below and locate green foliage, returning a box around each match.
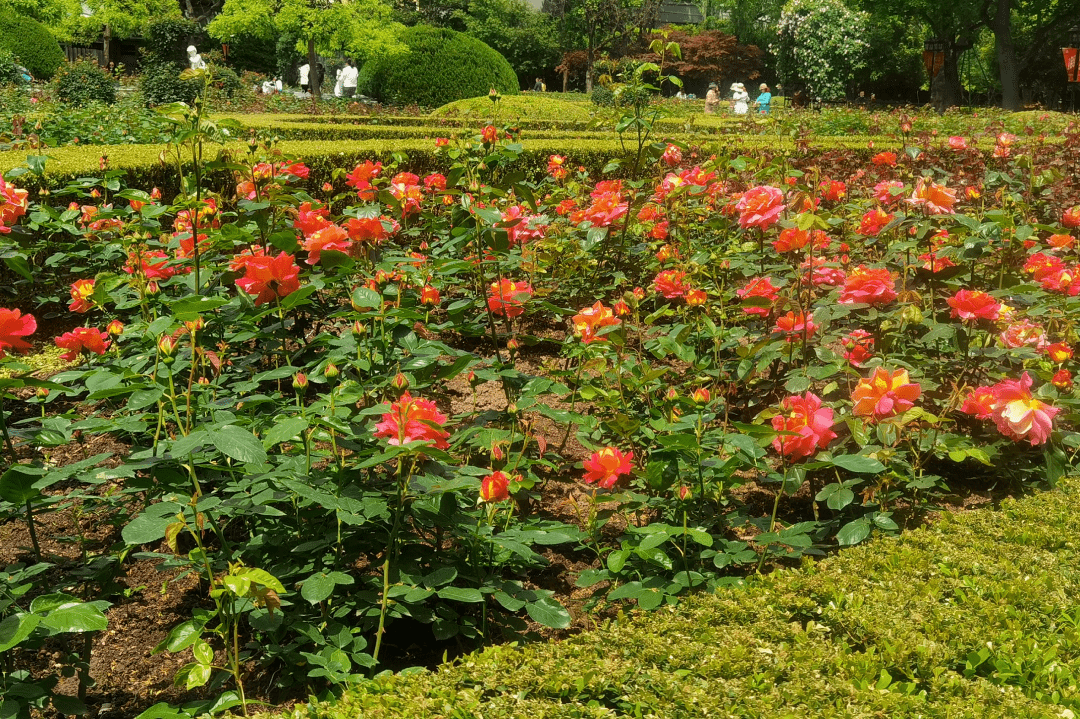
[454,0,560,86]
[259,479,1080,718]
[0,9,64,79]
[590,84,614,107]
[53,59,116,106]
[773,0,870,100]
[0,47,22,86]
[208,63,242,98]
[145,16,201,65]
[431,93,591,122]
[362,25,518,107]
[140,61,200,106]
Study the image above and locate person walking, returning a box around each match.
[754,83,772,114]
[342,59,358,98]
[299,62,310,94]
[333,67,344,98]
[704,82,720,114]
[731,83,749,115]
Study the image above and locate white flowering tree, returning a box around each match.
[771,0,869,101]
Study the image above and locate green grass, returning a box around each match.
[259,477,1080,718]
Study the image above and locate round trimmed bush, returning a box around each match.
[54,60,116,106]
[362,25,518,107]
[140,62,200,105]
[0,10,64,80]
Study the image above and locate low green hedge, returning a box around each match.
[0,134,1004,201]
[259,479,1080,718]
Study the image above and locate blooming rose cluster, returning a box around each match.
[962,373,1059,445]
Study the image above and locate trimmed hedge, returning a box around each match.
[361,26,518,107]
[0,133,1008,200]
[254,479,1080,718]
[0,10,64,80]
[431,94,595,124]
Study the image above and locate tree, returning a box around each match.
[773,0,870,100]
[208,0,400,99]
[544,0,661,93]
[636,27,764,96]
[0,0,180,64]
[455,0,560,86]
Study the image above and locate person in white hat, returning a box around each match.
[732,82,749,115]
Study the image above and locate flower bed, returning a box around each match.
[0,109,1079,717]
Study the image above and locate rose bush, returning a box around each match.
[1,106,1079,716]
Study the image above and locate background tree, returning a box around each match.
[772,0,869,100]
[636,27,764,96]
[208,0,400,99]
[544,0,661,93]
[454,0,559,87]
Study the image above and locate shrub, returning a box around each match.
[139,61,200,106]
[53,60,117,106]
[0,10,64,80]
[209,63,241,97]
[145,16,202,65]
[362,25,518,107]
[0,48,22,87]
[590,84,614,107]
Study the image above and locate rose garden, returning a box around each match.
[3,8,1080,716]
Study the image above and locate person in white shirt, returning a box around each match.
[341,59,358,98]
[334,67,343,97]
[299,63,310,94]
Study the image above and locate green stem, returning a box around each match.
[0,394,15,465]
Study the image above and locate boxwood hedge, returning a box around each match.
[0,10,64,80]
[254,479,1080,718]
[360,26,519,108]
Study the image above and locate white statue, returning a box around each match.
[186,45,206,71]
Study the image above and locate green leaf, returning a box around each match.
[351,287,382,309]
[436,586,484,603]
[122,514,173,546]
[301,573,336,604]
[235,567,286,594]
[264,417,309,447]
[170,295,228,321]
[0,465,43,505]
[637,589,664,610]
[606,548,629,573]
[134,702,190,719]
[212,425,267,465]
[831,455,885,474]
[0,612,41,652]
[40,602,108,633]
[836,519,872,546]
[192,639,213,665]
[525,597,571,629]
[51,695,88,717]
[156,619,204,654]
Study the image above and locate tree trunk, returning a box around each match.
[933,42,963,112]
[307,38,320,101]
[103,24,111,67]
[992,0,1020,110]
[562,67,568,93]
[584,46,593,95]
